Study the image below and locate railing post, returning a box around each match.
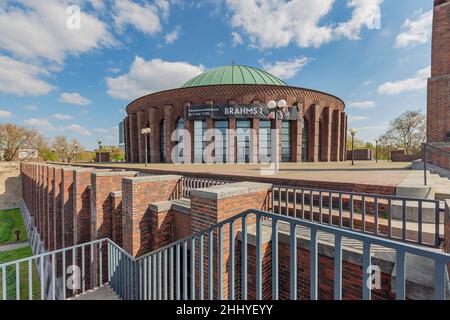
[424,145,428,186]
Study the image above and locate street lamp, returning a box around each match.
[97,139,103,163]
[73,144,78,163]
[141,127,152,167]
[60,147,65,163]
[387,143,392,162]
[267,99,287,173]
[349,128,357,166]
[375,139,380,163]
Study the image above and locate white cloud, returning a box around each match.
[226,0,334,49]
[334,0,383,40]
[23,118,61,131]
[0,109,13,119]
[225,0,383,49]
[260,57,311,80]
[164,26,181,44]
[348,100,376,109]
[90,0,105,11]
[59,92,91,106]
[348,115,368,123]
[23,105,39,111]
[0,55,54,96]
[0,0,116,64]
[395,9,432,48]
[52,113,73,120]
[106,56,205,100]
[377,66,430,95]
[67,124,91,136]
[114,0,164,36]
[231,32,243,47]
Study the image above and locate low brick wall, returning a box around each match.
[347,149,373,161]
[391,149,421,162]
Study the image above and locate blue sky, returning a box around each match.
[0,0,433,149]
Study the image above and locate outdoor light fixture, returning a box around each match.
[141,127,152,167]
[267,99,287,173]
[73,144,78,163]
[349,129,357,166]
[375,139,380,163]
[97,139,103,163]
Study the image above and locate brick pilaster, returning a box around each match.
[190,181,272,299]
[121,175,182,257]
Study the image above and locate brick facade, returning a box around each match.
[121,175,181,257]
[427,0,450,142]
[124,84,347,164]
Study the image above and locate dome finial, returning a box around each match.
[231,60,236,66]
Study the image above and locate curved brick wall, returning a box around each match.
[124,84,347,163]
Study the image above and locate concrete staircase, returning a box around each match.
[400,162,450,201]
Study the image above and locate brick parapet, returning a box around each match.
[121,175,181,257]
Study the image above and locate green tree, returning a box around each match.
[379,110,425,154]
[0,123,46,161]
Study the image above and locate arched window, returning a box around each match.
[175,117,185,163]
[319,120,323,161]
[302,117,308,162]
[146,121,151,163]
[159,120,165,162]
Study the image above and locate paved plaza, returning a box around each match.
[81,160,412,188]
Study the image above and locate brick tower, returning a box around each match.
[427,0,450,142]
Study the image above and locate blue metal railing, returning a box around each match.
[270,185,443,248]
[2,210,449,300]
[117,209,449,300]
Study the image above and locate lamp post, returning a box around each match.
[74,144,78,163]
[387,143,391,162]
[60,147,65,163]
[141,127,152,167]
[375,139,379,163]
[267,99,287,174]
[349,128,357,166]
[97,139,103,163]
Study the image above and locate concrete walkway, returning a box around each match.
[70,286,120,300]
[0,240,29,252]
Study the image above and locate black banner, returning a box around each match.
[188,104,299,121]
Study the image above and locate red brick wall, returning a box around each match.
[90,171,137,241]
[73,169,94,244]
[121,175,181,257]
[53,167,63,250]
[173,211,192,241]
[428,0,450,142]
[111,192,123,246]
[62,167,75,248]
[190,182,271,299]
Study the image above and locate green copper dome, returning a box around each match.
[182,65,288,88]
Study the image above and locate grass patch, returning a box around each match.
[0,246,41,300]
[0,208,27,245]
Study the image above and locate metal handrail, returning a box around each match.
[124,209,450,300]
[423,142,450,185]
[270,185,443,248]
[2,209,449,300]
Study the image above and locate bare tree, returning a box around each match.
[379,110,426,154]
[51,136,84,162]
[0,123,45,161]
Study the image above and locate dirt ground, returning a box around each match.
[0,162,21,209]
